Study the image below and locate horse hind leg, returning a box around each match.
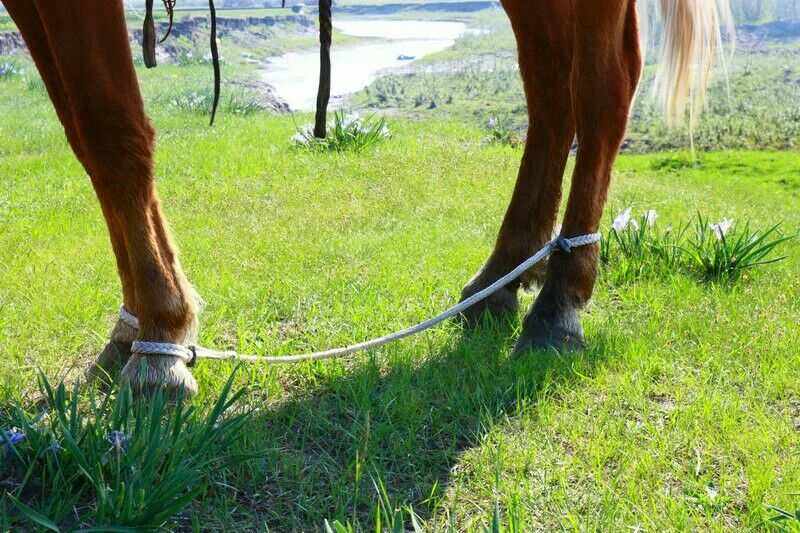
[460,0,575,324]
[515,0,642,353]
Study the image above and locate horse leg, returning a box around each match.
[515,0,642,352]
[8,0,199,395]
[460,0,575,323]
[4,0,141,381]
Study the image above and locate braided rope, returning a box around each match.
[132,341,195,364]
[119,307,140,330]
[121,234,600,365]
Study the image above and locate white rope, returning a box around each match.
[124,234,600,366]
[119,306,140,330]
[131,341,194,364]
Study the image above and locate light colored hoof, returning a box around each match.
[121,354,199,398]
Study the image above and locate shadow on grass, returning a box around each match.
[223,316,617,529]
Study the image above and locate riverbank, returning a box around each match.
[262,19,467,111]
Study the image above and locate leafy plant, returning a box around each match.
[293,111,391,153]
[767,501,800,525]
[166,88,264,116]
[600,208,793,284]
[685,213,793,282]
[484,115,524,147]
[1,369,252,530]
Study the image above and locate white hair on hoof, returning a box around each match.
[121,354,199,398]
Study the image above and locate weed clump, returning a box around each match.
[600,208,793,284]
[1,370,251,531]
[293,111,391,153]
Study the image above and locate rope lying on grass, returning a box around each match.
[128,233,601,366]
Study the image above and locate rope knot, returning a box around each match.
[554,236,573,254]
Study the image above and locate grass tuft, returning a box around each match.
[601,209,793,284]
[1,369,252,531]
[293,111,391,153]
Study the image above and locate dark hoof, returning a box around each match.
[86,341,133,387]
[458,274,519,327]
[86,317,139,388]
[513,305,585,354]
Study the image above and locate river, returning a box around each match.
[261,19,467,111]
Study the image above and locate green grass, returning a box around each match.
[1,45,800,531]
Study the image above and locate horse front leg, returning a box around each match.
[515,0,642,352]
[7,0,199,395]
[460,0,575,324]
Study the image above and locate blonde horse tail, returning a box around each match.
[653,0,735,126]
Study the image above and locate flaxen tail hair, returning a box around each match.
[642,0,735,126]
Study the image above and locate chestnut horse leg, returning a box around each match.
[460,0,575,323]
[2,1,140,380]
[516,0,642,352]
[4,0,198,395]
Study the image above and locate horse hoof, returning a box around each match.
[86,341,133,387]
[513,305,585,354]
[121,355,198,398]
[458,275,519,326]
[86,317,139,387]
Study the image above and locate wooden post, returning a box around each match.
[314,0,333,138]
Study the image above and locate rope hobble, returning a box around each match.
[125,233,601,366]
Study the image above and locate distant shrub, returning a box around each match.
[293,111,391,153]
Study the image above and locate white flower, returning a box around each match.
[341,113,361,129]
[645,209,658,227]
[630,218,640,231]
[612,208,633,232]
[710,218,734,240]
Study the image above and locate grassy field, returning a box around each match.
[1,44,800,530]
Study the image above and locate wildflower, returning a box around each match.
[487,116,498,129]
[1,427,25,448]
[341,113,361,129]
[645,209,658,227]
[48,441,63,455]
[710,218,734,241]
[630,218,640,231]
[107,431,129,454]
[612,208,633,232]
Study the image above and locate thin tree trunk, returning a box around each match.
[314,0,333,138]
